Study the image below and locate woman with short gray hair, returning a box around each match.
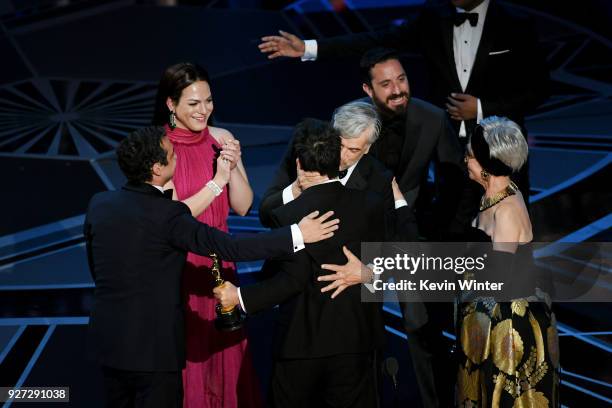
[465,116,529,236]
[456,116,559,407]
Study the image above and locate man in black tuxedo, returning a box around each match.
[214,119,385,407]
[257,48,465,406]
[358,48,466,238]
[261,49,465,239]
[84,126,339,408]
[259,99,417,241]
[258,0,549,203]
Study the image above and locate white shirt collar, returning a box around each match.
[321,178,341,185]
[309,178,341,188]
[339,159,360,185]
[150,184,164,193]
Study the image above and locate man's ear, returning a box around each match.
[362,82,373,99]
[151,162,163,177]
[166,97,176,113]
[364,143,371,154]
[296,158,302,171]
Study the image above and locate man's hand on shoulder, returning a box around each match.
[298,210,339,243]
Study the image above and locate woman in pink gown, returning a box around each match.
[153,62,262,408]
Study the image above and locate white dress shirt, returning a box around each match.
[454,0,489,137]
[282,159,407,209]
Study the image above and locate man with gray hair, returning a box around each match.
[259,100,414,240]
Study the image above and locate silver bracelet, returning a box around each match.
[206,180,223,197]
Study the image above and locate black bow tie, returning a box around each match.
[453,12,478,27]
[163,189,174,199]
[338,169,348,179]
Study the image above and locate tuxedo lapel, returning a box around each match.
[465,2,498,94]
[440,6,463,93]
[345,159,369,191]
[396,107,422,185]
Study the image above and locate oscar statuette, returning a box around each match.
[210,253,244,331]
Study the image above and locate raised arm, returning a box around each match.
[175,155,232,217]
[167,205,340,261]
[258,15,423,61]
[211,128,254,216]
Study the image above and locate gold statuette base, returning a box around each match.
[214,303,244,332]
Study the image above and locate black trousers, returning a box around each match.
[402,302,455,408]
[102,366,183,408]
[268,352,378,408]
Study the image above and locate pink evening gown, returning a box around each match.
[166,125,262,408]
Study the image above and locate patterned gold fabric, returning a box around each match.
[456,300,560,407]
[491,319,524,375]
[461,312,492,364]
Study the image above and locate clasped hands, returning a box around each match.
[446,93,478,121]
[218,138,241,170]
[213,138,242,186]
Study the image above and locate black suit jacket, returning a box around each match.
[317,1,549,135]
[243,182,385,359]
[369,97,464,213]
[84,182,293,372]
[259,139,415,240]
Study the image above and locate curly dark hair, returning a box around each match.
[117,126,168,183]
[292,118,341,178]
[152,62,211,126]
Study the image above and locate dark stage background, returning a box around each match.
[0,0,611,406]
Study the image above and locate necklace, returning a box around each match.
[479,181,518,212]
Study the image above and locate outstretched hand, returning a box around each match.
[298,210,339,243]
[259,30,305,59]
[318,246,371,299]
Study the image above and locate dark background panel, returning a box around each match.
[4,157,107,235]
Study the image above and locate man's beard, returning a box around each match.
[372,92,410,120]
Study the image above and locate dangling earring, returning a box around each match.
[169,111,177,129]
[480,169,489,181]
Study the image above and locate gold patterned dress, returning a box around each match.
[456,228,560,407]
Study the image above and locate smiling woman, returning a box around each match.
[152,63,259,408]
